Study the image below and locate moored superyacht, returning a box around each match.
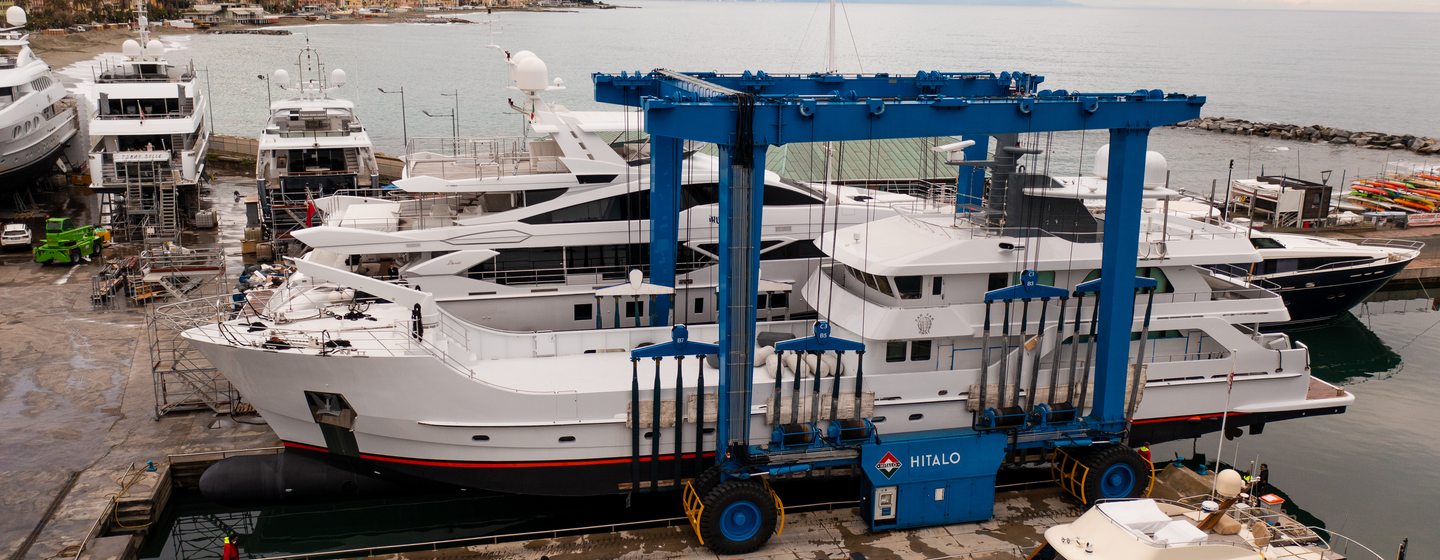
[255,46,380,255]
[0,7,80,184]
[83,1,210,242]
[183,158,1353,497]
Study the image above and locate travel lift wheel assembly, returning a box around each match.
[596,67,1203,554]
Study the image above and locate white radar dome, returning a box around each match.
[121,39,142,58]
[1143,150,1168,189]
[1090,144,1169,188]
[510,50,537,64]
[329,68,347,88]
[6,6,27,27]
[514,55,549,93]
[138,15,148,28]
[144,39,163,56]
[1092,144,1109,179]
[271,69,290,87]
[1215,469,1245,498]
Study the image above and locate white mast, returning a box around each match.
[821,0,837,194]
[825,0,836,74]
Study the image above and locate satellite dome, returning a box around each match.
[144,39,163,56]
[6,6,27,27]
[121,39,142,58]
[1143,150,1168,189]
[271,68,290,87]
[513,55,549,93]
[329,68,347,87]
[1090,144,1169,188]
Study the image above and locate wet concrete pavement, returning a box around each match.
[0,176,278,560]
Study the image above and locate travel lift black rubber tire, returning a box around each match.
[698,480,778,555]
[691,465,724,497]
[1079,444,1153,505]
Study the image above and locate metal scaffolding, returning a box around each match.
[148,293,238,418]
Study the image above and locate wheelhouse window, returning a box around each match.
[1081,268,1173,293]
[931,277,943,296]
[847,266,895,297]
[895,276,923,300]
[573,304,592,321]
[624,300,645,318]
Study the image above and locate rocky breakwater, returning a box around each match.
[1177,117,1440,156]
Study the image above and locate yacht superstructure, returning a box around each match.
[255,47,379,254]
[0,7,79,184]
[182,180,1352,496]
[84,3,210,243]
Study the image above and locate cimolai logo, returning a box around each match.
[875,451,902,479]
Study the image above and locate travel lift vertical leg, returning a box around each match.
[648,135,683,327]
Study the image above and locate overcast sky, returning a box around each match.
[1078,0,1440,11]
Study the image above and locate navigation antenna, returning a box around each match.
[135,0,149,47]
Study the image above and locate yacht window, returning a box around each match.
[521,190,649,224]
[769,292,789,309]
[932,277,943,296]
[1011,271,1056,286]
[988,272,1009,291]
[624,300,645,318]
[848,268,894,297]
[895,276,923,300]
[1249,237,1286,250]
[694,297,705,314]
[521,188,567,206]
[910,340,932,361]
[681,183,720,209]
[763,184,824,206]
[573,304,592,321]
[759,240,826,261]
[885,341,907,363]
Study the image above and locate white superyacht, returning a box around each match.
[0,7,79,183]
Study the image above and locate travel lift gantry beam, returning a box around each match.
[594,69,1204,554]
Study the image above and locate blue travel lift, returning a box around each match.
[595,69,1204,554]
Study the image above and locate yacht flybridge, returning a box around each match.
[0,7,79,185]
[184,156,1352,496]
[84,1,209,242]
[256,46,379,254]
[278,52,936,328]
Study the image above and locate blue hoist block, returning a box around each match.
[859,430,1008,532]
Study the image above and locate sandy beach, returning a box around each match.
[25,8,581,69]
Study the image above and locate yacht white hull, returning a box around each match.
[0,108,75,180]
[184,317,1352,496]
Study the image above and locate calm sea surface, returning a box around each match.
[62,2,1440,557]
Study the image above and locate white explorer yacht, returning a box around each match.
[83,3,210,241]
[0,7,79,183]
[182,177,1353,496]
[255,47,379,253]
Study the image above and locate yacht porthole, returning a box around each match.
[559,435,576,443]
[471,435,489,441]
[908,413,924,421]
[937,390,948,396]
[872,416,886,423]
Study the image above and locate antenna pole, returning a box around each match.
[826,0,837,74]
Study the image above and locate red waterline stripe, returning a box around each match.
[282,441,716,469]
